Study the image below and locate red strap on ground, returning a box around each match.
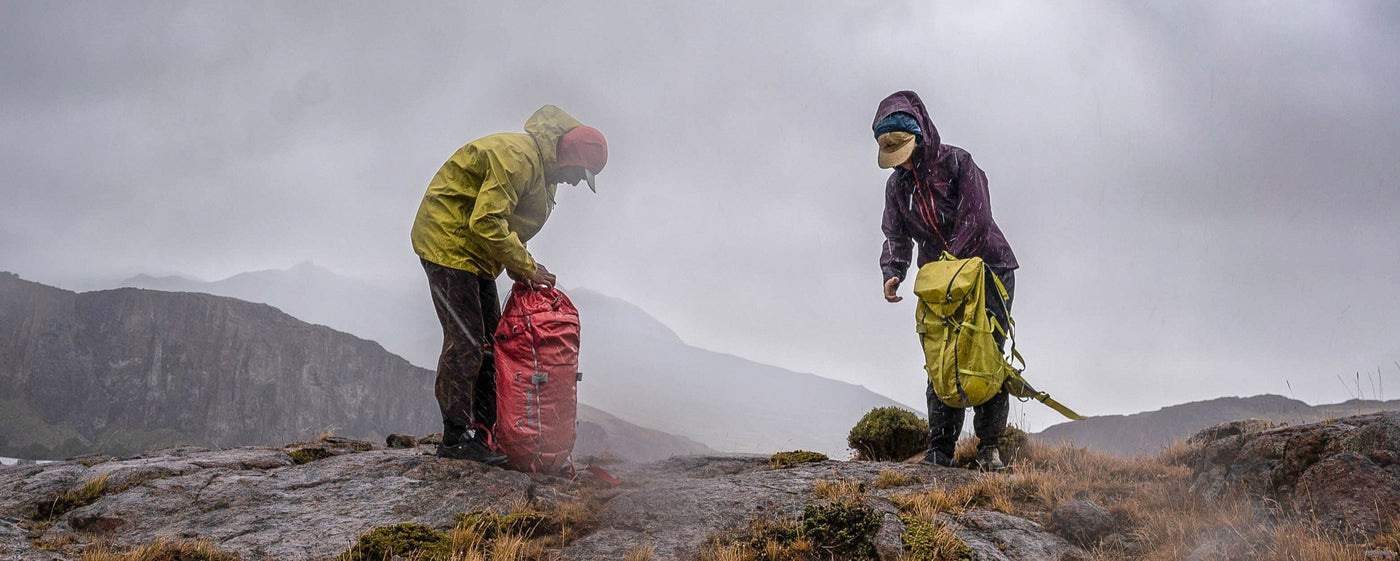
[583,465,621,485]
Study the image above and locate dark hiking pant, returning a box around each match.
[422,259,501,446]
[928,268,1015,457]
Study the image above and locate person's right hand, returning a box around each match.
[883,277,902,303]
[529,263,557,288]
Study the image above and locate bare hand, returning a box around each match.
[529,263,557,288]
[883,277,903,303]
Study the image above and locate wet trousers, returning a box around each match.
[927,268,1016,456]
[422,259,501,446]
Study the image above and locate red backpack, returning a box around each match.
[491,283,582,474]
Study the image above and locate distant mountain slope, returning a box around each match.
[1034,394,1400,457]
[568,288,911,457]
[0,272,709,462]
[576,403,715,463]
[122,264,914,457]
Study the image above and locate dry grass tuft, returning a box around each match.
[1371,516,1400,553]
[79,539,240,561]
[36,474,110,520]
[953,437,977,467]
[965,436,1387,560]
[623,543,657,561]
[871,469,920,490]
[811,478,865,502]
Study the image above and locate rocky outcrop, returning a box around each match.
[0,446,1086,561]
[0,273,710,462]
[1182,412,1400,538]
[1036,394,1400,458]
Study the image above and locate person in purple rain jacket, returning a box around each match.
[873,90,1019,471]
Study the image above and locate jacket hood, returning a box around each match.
[873,91,941,162]
[524,105,585,172]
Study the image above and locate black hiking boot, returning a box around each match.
[922,449,955,467]
[976,448,1006,472]
[436,438,508,466]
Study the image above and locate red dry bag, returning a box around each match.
[491,282,581,474]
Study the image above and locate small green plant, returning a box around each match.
[796,501,881,560]
[769,450,827,468]
[848,407,929,461]
[700,501,882,561]
[455,510,558,539]
[900,515,971,561]
[340,523,451,561]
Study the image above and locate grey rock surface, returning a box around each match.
[952,510,1087,561]
[1,446,1085,561]
[1045,500,1115,548]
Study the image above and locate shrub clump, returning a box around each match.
[769,450,828,468]
[848,407,929,461]
[340,523,450,561]
[998,426,1029,465]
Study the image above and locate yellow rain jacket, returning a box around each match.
[411,105,584,279]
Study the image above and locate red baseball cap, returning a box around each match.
[556,125,608,192]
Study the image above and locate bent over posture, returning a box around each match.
[411,105,607,464]
[873,90,1018,471]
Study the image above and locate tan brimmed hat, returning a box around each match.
[877,131,917,169]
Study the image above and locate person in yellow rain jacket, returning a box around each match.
[411,105,607,464]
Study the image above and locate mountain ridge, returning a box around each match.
[119,264,914,456]
[0,272,709,462]
[1034,393,1400,456]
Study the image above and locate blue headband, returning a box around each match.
[873,112,922,140]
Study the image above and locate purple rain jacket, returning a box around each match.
[876,91,1018,285]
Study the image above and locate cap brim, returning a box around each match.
[584,169,596,193]
[878,141,917,169]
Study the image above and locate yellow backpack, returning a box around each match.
[912,253,1084,420]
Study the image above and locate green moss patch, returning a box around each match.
[340,523,450,561]
[287,447,336,465]
[769,450,828,468]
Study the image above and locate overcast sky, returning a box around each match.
[3,1,1398,431]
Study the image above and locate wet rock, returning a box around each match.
[1,449,1085,561]
[868,500,906,561]
[954,509,1087,561]
[1187,418,1277,446]
[1045,500,1115,548]
[1183,412,1400,538]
